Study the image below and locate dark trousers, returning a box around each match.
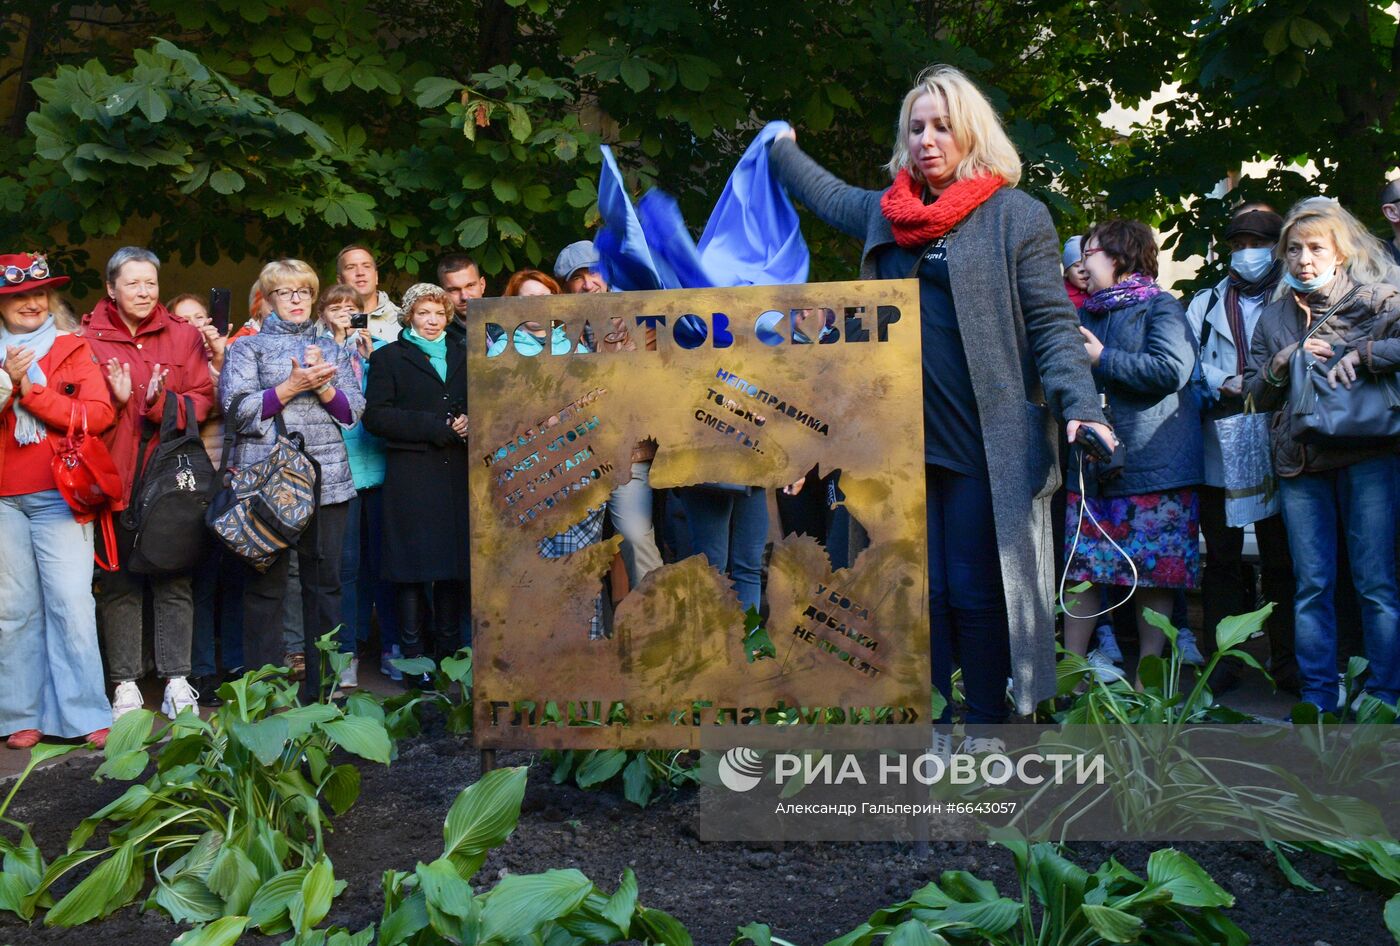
[242,501,349,703]
[1198,487,1296,675]
[397,580,467,659]
[340,488,397,653]
[96,518,193,682]
[191,547,245,677]
[927,464,1011,725]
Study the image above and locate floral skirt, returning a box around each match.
[1063,488,1201,589]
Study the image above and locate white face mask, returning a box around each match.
[1229,247,1275,283]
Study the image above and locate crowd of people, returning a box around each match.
[4,62,1400,749]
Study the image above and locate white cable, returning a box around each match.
[1057,451,1140,620]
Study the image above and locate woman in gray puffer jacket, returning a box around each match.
[219,258,365,701]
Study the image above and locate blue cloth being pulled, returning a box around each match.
[595,121,808,291]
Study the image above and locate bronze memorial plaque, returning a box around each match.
[468,280,928,749]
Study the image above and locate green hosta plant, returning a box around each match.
[734,835,1245,946]
[195,765,696,946]
[544,745,701,808]
[0,633,391,929]
[388,646,475,738]
[1052,604,1274,726]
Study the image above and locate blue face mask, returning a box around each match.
[1283,265,1336,294]
[1229,247,1274,283]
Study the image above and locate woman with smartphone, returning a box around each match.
[363,283,470,681]
[315,284,400,687]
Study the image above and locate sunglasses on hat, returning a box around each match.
[3,256,50,286]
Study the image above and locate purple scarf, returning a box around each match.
[1083,273,1163,314]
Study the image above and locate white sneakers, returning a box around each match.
[161,677,200,718]
[961,736,1007,756]
[111,680,144,721]
[112,678,202,721]
[1087,649,1127,683]
[339,657,360,690]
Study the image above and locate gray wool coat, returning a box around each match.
[770,139,1105,713]
[218,315,365,506]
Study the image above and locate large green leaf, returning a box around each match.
[634,906,695,946]
[1384,893,1400,944]
[622,753,654,808]
[104,707,155,757]
[299,856,336,930]
[379,888,430,944]
[1214,604,1272,653]
[478,869,593,942]
[247,867,308,931]
[207,846,260,915]
[885,919,950,946]
[323,763,362,816]
[442,766,528,874]
[321,716,392,764]
[417,857,480,941]
[151,874,224,924]
[171,915,250,946]
[1082,903,1145,943]
[575,749,629,788]
[94,748,150,781]
[1145,849,1234,908]
[601,867,638,934]
[229,716,289,766]
[44,841,137,926]
[414,76,463,108]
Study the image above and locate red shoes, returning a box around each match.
[4,728,110,749]
[5,729,41,749]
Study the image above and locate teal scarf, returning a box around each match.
[405,328,447,381]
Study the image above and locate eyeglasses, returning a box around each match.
[1082,247,1106,258]
[271,287,314,301]
[3,256,50,285]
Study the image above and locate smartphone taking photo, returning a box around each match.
[208,287,232,335]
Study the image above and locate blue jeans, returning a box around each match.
[679,487,768,611]
[340,488,397,652]
[1279,455,1400,711]
[0,491,111,737]
[927,465,1010,725]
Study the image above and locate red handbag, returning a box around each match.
[51,403,124,571]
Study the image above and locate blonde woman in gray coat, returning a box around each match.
[769,65,1110,727]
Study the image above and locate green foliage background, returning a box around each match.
[1,0,1397,296]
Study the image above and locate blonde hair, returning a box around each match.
[400,283,453,326]
[1275,197,1397,298]
[886,65,1022,187]
[257,259,320,303]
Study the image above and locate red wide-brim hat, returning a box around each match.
[0,253,71,295]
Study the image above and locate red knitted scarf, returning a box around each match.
[880,168,1006,248]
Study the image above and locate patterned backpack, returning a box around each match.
[206,393,320,572]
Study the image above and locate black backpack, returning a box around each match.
[122,394,218,576]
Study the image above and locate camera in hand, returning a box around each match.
[1071,425,1125,497]
[349,312,369,329]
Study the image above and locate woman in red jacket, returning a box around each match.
[81,246,213,722]
[0,254,114,748]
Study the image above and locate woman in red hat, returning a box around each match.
[0,253,115,748]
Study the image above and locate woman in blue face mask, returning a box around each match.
[1243,197,1400,714]
[1183,205,1299,695]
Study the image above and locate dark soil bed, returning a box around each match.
[0,715,1388,946]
